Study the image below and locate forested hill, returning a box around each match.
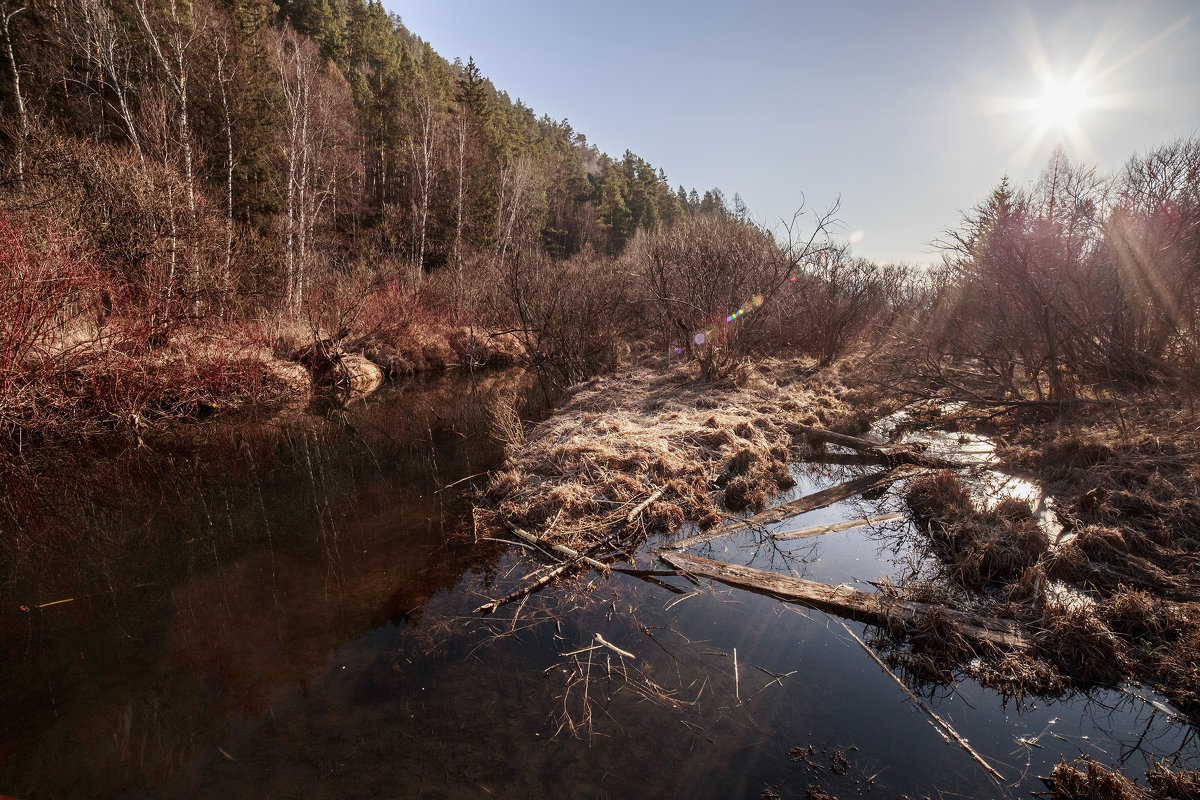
[0,0,730,313]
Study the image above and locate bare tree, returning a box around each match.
[495,156,543,270]
[133,0,204,313]
[273,24,356,313]
[1,1,28,194]
[406,73,441,284]
[211,22,234,317]
[64,0,144,162]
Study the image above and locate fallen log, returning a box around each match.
[508,526,610,573]
[773,512,906,541]
[788,423,956,468]
[666,464,924,551]
[658,551,1028,651]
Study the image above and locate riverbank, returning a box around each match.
[473,355,1200,793]
[0,313,528,452]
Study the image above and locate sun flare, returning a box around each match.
[1032,78,1090,130]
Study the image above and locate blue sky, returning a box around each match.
[385,1,1200,264]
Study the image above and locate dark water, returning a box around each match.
[1,376,1196,799]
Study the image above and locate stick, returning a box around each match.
[435,472,488,493]
[508,526,611,573]
[774,512,906,541]
[594,633,635,660]
[626,488,665,523]
[836,620,1006,784]
[733,647,740,701]
[475,560,576,614]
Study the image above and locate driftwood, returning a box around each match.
[666,465,924,551]
[788,423,957,469]
[658,551,1028,651]
[773,512,906,541]
[509,526,610,573]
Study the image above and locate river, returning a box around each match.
[1,371,1195,798]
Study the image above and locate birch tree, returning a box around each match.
[406,73,440,284]
[65,0,143,162]
[133,0,204,313]
[274,23,355,313]
[1,1,28,195]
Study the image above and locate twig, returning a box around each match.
[594,633,635,660]
[733,647,740,701]
[836,620,1006,785]
[508,526,610,573]
[435,471,488,493]
[626,488,665,523]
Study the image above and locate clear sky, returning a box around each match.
[384,1,1200,265]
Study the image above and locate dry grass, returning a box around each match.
[903,471,1047,588]
[1044,757,1200,800]
[476,357,851,553]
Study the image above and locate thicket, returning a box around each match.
[0,0,742,437]
[890,141,1200,405]
[2,0,1197,442]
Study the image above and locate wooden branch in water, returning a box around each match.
[836,619,1007,784]
[666,465,924,551]
[789,423,956,468]
[773,512,906,541]
[508,526,610,573]
[658,551,1028,651]
[475,560,577,614]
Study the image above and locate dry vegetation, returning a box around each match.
[1045,757,1200,800]
[475,357,861,552]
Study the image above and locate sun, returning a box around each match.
[1031,77,1090,130]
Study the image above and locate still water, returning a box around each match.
[1,372,1195,799]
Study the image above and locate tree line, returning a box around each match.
[0,0,732,332]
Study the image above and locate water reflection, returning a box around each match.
[1,386,1196,799]
[0,370,531,798]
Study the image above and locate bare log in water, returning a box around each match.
[773,512,906,541]
[666,465,925,551]
[658,551,1029,651]
[788,423,957,469]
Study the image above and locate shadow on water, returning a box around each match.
[1,390,1198,799]
[0,369,537,798]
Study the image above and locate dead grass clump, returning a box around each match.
[643,501,685,533]
[723,476,768,512]
[486,469,526,501]
[548,483,599,517]
[1043,433,1115,475]
[1043,758,1200,800]
[476,358,849,555]
[1098,588,1170,639]
[881,604,977,685]
[770,462,797,490]
[1043,758,1146,800]
[1048,526,1184,597]
[724,447,762,478]
[1146,759,1200,797]
[973,651,1066,698]
[904,470,972,530]
[1036,603,1129,686]
[956,516,1047,587]
[905,474,1047,587]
